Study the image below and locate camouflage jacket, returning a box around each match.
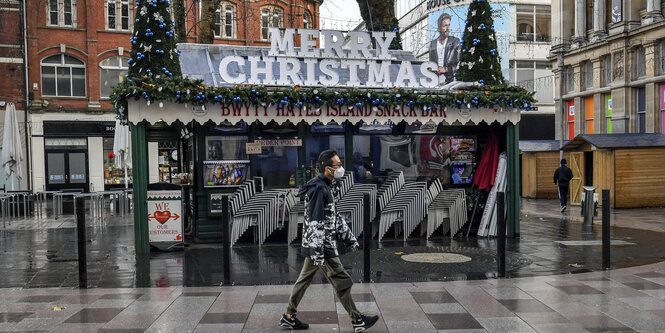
[299,174,358,265]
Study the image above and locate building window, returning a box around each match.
[605,94,613,134]
[604,55,612,86]
[567,100,575,139]
[48,0,77,27]
[566,66,574,93]
[41,54,86,97]
[516,5,550,42]
[214,2,235,38]
[106,0,131,31]
[404,19,428,57]
[585,96,594,134]
[303,10,312,29]
[396,0,420,19]
[100,56,129,98]
[658,40,665,75]
[261,6,283,40]
[613,51,624,80]
[584,61,594,89]
[637,87,646,133]
[635,46,646,79]
[586,0,593,31]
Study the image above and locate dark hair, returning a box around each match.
[438,13,452,29]
[318,149,338,172]
[560,158,567,165]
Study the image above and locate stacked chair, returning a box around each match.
[230,178,295,246]
[425,179,468,239]
[377,179,428,242]
[336,173,377,238]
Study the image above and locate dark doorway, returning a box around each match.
[584,151,593,186]
[45,150,89,192]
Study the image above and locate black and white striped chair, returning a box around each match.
[378,181,428,242]
[426,180,467,239]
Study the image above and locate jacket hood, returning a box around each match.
[298,173,330,198]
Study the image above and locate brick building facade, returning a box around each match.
[0,0,28,190]
[25,0,321,192]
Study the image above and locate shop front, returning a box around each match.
[120,31,532,253]
[37,120,133,192]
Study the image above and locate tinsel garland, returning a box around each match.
[111,76,536,120]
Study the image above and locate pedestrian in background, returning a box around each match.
[554,158,574,212]
[280,149,379,331]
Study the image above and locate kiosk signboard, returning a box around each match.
[148,190,183,245]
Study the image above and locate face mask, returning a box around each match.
[333,166,345,179]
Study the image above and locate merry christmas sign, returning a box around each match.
[147,190,183,243]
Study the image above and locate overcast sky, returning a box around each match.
[319,0,363,31]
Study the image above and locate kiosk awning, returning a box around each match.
[128,100,520,125]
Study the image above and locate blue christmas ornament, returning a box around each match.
[479,79,484,85]
[479,24,486,30]
[490,49,496,56]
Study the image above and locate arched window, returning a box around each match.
[214,2,236,38]
[41,54,86,97]
[303,10,312,29]
[261,6,283,40]
[99,56,129,98]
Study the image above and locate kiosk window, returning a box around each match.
[206,136,248,160]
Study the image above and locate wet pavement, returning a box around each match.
[2,262,665,332]
[1,199,665,288]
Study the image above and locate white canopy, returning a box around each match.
[2,103,23,189]
[128,100,520,126]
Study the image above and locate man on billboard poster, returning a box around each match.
[429,13,460,84]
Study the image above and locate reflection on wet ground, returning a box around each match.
[1,207,664,288]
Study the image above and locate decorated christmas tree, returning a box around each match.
[128,0,182,79]
[455,0,502,85]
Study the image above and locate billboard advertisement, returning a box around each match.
[428,4,510,85]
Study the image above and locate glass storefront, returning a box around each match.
[103,137,132,186]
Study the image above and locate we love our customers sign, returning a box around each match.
[147,190,183,244]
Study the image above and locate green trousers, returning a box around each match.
[286,257,361,319]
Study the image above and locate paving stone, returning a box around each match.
[475,317,537,333]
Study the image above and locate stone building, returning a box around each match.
[550,0,665,139]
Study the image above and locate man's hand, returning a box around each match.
[437,66,449,74]
[350,242,360,252]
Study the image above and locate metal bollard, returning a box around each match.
[222,195,231,285]
[76,196,87,288]
[582,186,598,226]
[363,193,371,283]
[497,192,506,278]
[602,189,611,270]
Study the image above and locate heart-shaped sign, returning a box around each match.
[154,210,171,224]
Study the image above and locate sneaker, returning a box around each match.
[353,314,379,332]
[280,313,309,330]
[560,205,565,212]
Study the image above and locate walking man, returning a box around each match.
[280,149,379,332]
[554,158,574,212]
